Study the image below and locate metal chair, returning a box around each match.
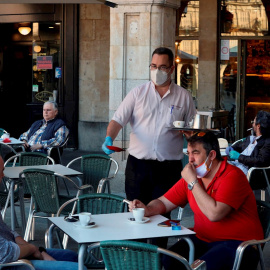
[0,259,35,269]
[88,240,206,270]
[4,151,55,167]
[21,168,91,242]
[0,142,17,162]
[66,154,119,193]
[218,138,229,150]
[247,166,270,201]
[49,193,126,269]
[47,135,69,164]
[0,128,8,138]
[233,200,270,270]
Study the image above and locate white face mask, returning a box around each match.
[195,155,213,178]
[151,68,170,86]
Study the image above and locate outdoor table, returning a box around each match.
[48,212,196,270]
[4,164,83,232]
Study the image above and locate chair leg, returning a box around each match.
[24,210,35,242]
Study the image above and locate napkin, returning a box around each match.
[3,138,11,143]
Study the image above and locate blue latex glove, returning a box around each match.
[102,136,115,155]
[229,150,240,160]
[225,146,233,156]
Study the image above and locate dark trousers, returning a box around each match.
[125,154,183,205]
[163,235,260,270]
[125,155,183,248]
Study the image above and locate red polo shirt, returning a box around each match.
[164,158,264,242]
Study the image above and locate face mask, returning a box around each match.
[195,155,213,178]
[151,68,170,86]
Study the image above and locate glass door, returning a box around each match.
[240,39,270,137]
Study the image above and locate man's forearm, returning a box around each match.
[106,120,122,140]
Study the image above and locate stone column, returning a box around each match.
[110,0,180,167]
[197,0,218,110]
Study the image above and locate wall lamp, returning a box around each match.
[18,27,31,35]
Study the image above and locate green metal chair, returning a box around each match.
[51,193,126,269]
[233,200,270,270]
[88,240,206,270]
[66,154,119,193]
[0,128,8,138]
[47,135,69,164]
[0,142,17,162]
[21,168,91,242]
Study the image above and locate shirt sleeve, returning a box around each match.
[19,129,30,141]
[41,126,69,149]
[164,179,188,208]
[112,88,136,127]
[0,236,20,263]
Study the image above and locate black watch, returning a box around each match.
[39,246,46,253]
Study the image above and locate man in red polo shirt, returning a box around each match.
[129,131,263,270]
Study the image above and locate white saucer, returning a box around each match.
[128,217,150,224]
[73,221,96,228]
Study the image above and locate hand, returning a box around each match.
[40,252,56,261]
[229,150,240,160]
[225,146,233,156]
[181,130,195,138]
[30,144,42,151]
[102,136,115,155]
[128,199,146,212]
[181,163,197,184]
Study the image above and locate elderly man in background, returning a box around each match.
[19,101,69,154]
[226,110,270,175]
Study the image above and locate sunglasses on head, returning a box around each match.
[192,131,206,137]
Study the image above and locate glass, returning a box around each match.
[149,64,171,72]
[175,40,199,99]
[220,0,269,37]
[32,22,61,103]
[177,1,199,37]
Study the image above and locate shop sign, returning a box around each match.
[55,67,62,78]
[37,56,53,69]
[220,40,230,60]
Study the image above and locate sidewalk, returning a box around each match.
[4,148,270,269]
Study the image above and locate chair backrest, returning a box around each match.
[68,154,117,191]
[257,200,270,239]
[77,193,126,214]
[96,240,195,270]
[247,167,270,192]
[47,135,69,164]
[0,142,17,161]
[21,168,61,214]
[0,128,8,137]
[218,138,228,149]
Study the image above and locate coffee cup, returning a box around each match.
[132,208,145,222]
[1,133,10,139]
[79,212,91,226]
[173,121,185,128]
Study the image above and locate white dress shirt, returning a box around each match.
[112,81,196,161]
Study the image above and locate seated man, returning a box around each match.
[129,131,263,270]
[19,101,69,155]
[0,157,86,270]
[226,110,270,175]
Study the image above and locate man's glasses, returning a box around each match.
[149,64,171,72]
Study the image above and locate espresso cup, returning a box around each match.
[173,121,185,128]
[1,133,10,139]
[79,212,91,226]
[132,208,145,222]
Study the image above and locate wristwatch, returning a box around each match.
[188,180,198,191]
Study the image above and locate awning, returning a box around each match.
[177,49,198,63]
[0,0,117,7]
